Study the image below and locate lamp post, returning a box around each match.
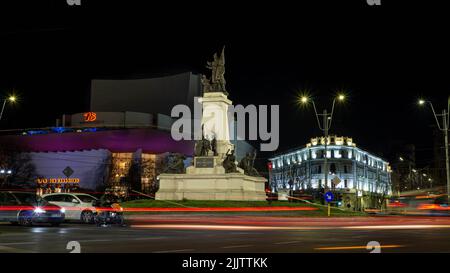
[418,97,450,201]
[299,94,345,196]
[0,95,17,121]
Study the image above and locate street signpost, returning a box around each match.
[331,176,341,187]
[324,191,334,216]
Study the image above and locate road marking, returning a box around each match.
[0,242,37,246]
[130,236,166,240]
[77,239,112,243]
[274,241,300,245]
[152,249,195,253]
[0,245,37,253]
[222,244,253,249]
[315,245,404,251]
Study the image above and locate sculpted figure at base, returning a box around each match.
[222,149,238,173]
[238,152,259,176]
[211,135,218,156]
[163,153,186,174]
[195,130,211,156]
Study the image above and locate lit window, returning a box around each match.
[326,151,331,158]
[334,150,342,158]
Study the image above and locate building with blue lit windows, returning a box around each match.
[268,136,392,210]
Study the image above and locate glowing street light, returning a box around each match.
[0,94,18,122]
[297,92,347,195]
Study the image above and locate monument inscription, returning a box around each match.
[195,157,215,168]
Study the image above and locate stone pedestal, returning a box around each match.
[200,92,234,159]
[156,89,267,201]
[156,172,267,201]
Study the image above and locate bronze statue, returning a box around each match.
[238,152,259,176]
[164,153,186,174]
[204,46,227,94]
[211,135,218,156]
[201,74,211,93]
[222,149,238,173]
[195,133,211,156]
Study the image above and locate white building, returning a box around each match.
[269,136,392,210]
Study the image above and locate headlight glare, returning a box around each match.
[34,207,46,214]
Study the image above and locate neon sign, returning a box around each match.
[37,178,80,184]
[83,112,97,122]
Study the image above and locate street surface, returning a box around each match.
[1,214,450,253]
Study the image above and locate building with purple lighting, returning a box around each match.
[0,72,254,196]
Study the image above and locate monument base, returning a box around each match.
[156,172,267,201]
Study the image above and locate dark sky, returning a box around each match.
[0,1,448,165]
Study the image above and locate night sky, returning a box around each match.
[0,1,448,166]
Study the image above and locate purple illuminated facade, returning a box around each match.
[0,128,194,194]
[0,128,193,155]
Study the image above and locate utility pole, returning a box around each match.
[323,109,328,192]
[443,109,450,201]
[419,97,450,202]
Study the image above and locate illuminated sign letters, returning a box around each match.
[37,178,80,184]
[83,112,97,122]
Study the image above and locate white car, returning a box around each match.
[42,193,98,223]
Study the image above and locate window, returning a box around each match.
[75,195,97,203]
[313,165,322,174]
[13,193,47,205]
[334,150,342,158]
[329,163,336,174]
[44,194,67,202]
[344,179,348,188]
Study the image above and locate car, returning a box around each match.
[0,191,65,226]
[42,193,98,223]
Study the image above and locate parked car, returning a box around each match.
[0,191,65,226]
[42,193,98,223]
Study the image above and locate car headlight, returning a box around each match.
[34,207,46,214]
[60,208,66,213]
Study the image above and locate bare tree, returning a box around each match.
[0,149,39,189]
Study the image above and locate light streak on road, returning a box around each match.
[342,225,450,230]
[131,223,450,231]
[315,245,404,250]
[131,224,327,230]
[122,206,318,212]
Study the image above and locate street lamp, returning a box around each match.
[0,169,13,189]
[418,97,450,201]
[0,95,17,121]
[299,93,346,192]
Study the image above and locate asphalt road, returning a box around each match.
[1,214,450,253]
